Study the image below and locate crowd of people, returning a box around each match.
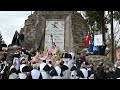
[0,43,120,79]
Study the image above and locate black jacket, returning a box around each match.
[110,68,120,79]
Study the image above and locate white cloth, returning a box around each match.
[19,73,27,79]
[10,65,15,71]
[80,68,89,79]
[31,69,41,79]
[70,70,77,79]
[52,66,62,79]
[63,58,69,64]
[68,60,74,69]
[88,74,94,79]
[13,57,20,71]
[62,69,70,79]
[41,70,48,79]
[69,52,75,60]
[48,64,52,67]
[39,62,46,72]
[9,73,18,79]
[39,62,48,79]
[20,64,26,73]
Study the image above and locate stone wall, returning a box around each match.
[20,11,89,52]
[86,55,113,68]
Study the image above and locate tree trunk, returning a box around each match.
[111,11,114,64]
[101,11,105,42]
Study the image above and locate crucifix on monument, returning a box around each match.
[50,34,55,46]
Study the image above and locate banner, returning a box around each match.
[94,34,103,46]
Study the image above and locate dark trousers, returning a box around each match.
[93,50,98,55]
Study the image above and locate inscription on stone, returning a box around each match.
[44,20,64,51]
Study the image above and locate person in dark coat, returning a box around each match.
[101,42,107,55]
[110,61,120,79]
[76,62,90,79]
[9,67,18,79]
[0,58,9,79]
[76,52,88,71]
[94,62,106,79]
[25,50,32,61]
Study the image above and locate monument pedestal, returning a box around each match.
[21,11,89,53]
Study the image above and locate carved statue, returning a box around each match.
[11,31,24,47]
[11,31,19,45]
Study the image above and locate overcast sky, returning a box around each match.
[0,11,31,45]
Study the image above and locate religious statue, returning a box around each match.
[11,31,24,47]
[11,31,19,45]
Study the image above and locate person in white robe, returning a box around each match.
[19,65,30,79]
[61,61,70,79]
[87,64,94,79]
[9,68,18,79]
[50,61,62,79]
[39,58,48,79]
[77,62,90,79]
[70,64,77,79]
[20,59,27,73]
[27,64,42,79]
[18,58,29,79]
[13,54,20,72]
[47,61,54,79]
[69,51,75,69]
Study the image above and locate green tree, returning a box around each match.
[84,11,120,63]
[84,11,108,42]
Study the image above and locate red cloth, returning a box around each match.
[84,40,87,48]
[86,35,91,48]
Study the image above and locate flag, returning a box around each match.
[89,35,94,52]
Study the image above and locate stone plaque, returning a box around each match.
[44,20,64,51]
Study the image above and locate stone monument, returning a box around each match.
[20,11,89,53]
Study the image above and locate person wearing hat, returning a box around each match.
[68,51,75,70]
[18,58,31,79]
[20,58,27,73]
[60,61,70,79]
[50,61,63,79]
[18,65,30,79]
[70,64,77,79]
[9,67,18,79]
[61,50,72,68]
[26,64,42,79]
[76,61,90,79]
[39,58,50,79]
